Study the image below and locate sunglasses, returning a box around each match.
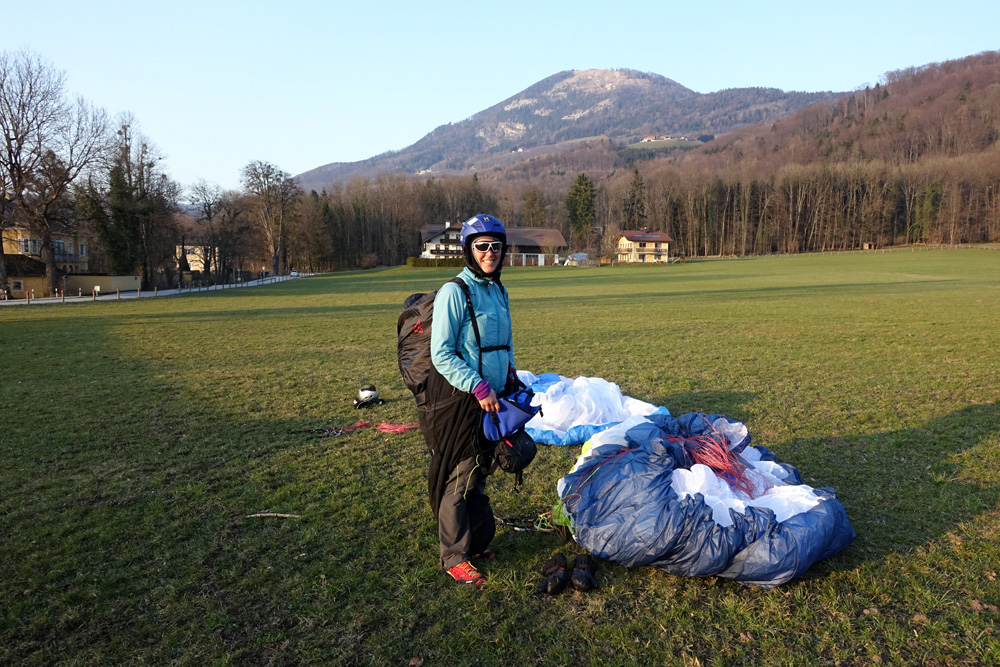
[472,241,503,253]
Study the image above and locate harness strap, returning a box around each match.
[451,277,510,378]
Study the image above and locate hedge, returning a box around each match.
[406,257,465,267]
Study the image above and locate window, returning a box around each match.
[11,279,24,291]
[80,243,88,257]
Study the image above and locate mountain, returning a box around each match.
[295,69,842,192]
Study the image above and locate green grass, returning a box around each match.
[2,249,999,666]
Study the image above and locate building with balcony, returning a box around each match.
[2,224,91,274]
[419,222,568,266]
[616,229,673,263]
[419,221,464,259]
[2,214,92,296]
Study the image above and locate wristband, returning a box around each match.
[473,380,492,401]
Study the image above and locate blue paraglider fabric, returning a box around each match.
[556,411,857,588]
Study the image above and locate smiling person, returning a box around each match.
[422,214,517,587]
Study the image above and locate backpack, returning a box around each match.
[397,278,468,409]
[398,277,510,408]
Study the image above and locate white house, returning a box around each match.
[616,229,673,263]
[419,223,568,266]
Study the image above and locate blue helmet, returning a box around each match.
[461,214,506,246]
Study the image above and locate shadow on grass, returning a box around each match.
[5,264,997,664]
[648,390,757,420]
[780,401,1000,570]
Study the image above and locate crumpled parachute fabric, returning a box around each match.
[518,371,856,588]
[518,371,669,446]
[557,411,856,588]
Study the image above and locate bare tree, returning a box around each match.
[0,49,110,295]
[241,160,301,275]
[189,179,223,280]
[0,166,18,298]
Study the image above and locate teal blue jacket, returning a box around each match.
[430,267,515,395]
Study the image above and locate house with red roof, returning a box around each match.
[616,229,673,263]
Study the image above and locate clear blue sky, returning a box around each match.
[8,0,999,194]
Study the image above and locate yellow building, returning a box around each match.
[175,244,212,273]
[2,223,91,274]
[615,229,672,263]
[1,254,46,298]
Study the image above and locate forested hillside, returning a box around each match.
[637,51,1000,255]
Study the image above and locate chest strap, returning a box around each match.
[452,277,510,376]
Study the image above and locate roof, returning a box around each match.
[420,221,463,243]
[505,227,567,249]
[618,229,673,243]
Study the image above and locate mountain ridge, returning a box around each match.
[296,68,842,192]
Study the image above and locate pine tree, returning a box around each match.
[623,168,647,229]
[566,173,596,250]
[521,187,547,227]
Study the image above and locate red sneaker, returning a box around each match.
[446,561,485,586]
[473,550,496,562]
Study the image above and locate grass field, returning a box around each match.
[2,249,998,666]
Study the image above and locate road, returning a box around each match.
[0,275,299,307]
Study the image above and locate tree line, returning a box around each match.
[0,49,512,295]
[597,157,1000,258]
[5,47,1000,298]
[288,52,1000,265]
[295,151,1000,267]
[0,50,322,295]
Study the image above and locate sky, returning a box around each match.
[7,1,999,195]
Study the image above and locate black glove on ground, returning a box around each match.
[570,553,598,592]
[536,552,569,595]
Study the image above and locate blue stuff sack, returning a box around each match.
[482,387,540,441]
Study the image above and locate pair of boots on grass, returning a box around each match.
[536,553,598,594]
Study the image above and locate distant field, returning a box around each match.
[2,249,998,665]
[626,138,702,150]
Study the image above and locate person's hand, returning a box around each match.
[479,388,500,412]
